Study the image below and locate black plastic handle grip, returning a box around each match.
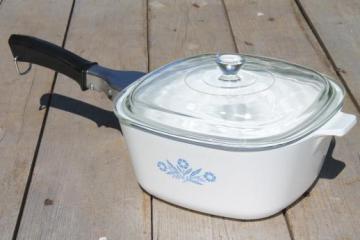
[8,34,97,90]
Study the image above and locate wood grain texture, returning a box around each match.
[0,1,73,239]
[149,0,291,239]
[223,0,360,239]
[224,0,330,71]
[298,0,360,108]
[15,0,151,239]
[154,201,291,240]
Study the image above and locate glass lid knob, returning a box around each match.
[216,54,244,81]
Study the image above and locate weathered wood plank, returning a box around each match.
[15,0,151,239]
[149,1,291,239]
[0,1,73,239]
[223,0,360,239]
[224,0,330,71]
[154,201,291,240]
[298,0,360,108]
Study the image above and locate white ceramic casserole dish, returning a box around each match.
[9,35,357,219]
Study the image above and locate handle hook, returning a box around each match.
[14,56,32,75]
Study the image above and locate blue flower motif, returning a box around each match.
[157,159,216,185]
[203,172,216,182]
[157,161,167,172]
[177,159,189,169]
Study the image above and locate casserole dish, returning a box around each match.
[9,35,357,219]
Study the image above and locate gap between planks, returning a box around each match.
[294,0,360,114]
[15,0,150,239]
[148,0,290,239]
[11,0,76,239]
[145,1,155,239]
[222,0,295,238]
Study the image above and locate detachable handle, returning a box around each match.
[312,111,357,137]
[8,34,97,90]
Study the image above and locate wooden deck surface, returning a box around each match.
[0,0,359,239]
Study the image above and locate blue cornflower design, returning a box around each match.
[157,161,167,171]
[203,172,216,182]
[177,159,189,169]
[157,159,216,185]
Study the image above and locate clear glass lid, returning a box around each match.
[115,54,344,150]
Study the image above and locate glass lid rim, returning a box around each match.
[113,77,344,151]
[113,53,344,151]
